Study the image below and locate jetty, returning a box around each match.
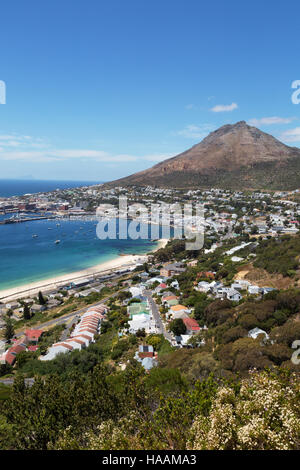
[0,216,55,225]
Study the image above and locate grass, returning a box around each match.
[0,384,11,400]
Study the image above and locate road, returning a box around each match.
[144,290,173,342]
[14,288,125,338]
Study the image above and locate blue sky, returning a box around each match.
[0,0,300,181]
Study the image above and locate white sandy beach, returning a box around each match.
[0,238,168,302]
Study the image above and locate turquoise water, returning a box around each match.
[0,217,159,291]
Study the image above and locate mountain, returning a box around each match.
[107,121,300,190]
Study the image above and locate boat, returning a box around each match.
[55,240,61,244]
[32,234,38,238]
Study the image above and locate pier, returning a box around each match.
[0,216,55,225]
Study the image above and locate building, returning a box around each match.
[160,262,186,278]
[248,327,269,341]
[182,317,201,335]
[1,336,28,366]
[40,306,105,361]
[25,329,43,344]
[168,304,190,319]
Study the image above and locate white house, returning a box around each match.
[248,327,269,341]
[40,342,73,361]
[128,313,151,334]
[226,288,242,302]
[196,281,211,293]
[248,285,261,295]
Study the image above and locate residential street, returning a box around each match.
[144,290,173,342]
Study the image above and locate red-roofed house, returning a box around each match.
[2,336,28,365]
[25,329,43,343]
[183,317,201,335]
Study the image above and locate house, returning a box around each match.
[137,344,154,359]
[162,295,179,307]
[128,313,151,334]
[196,281,211,293]
[170,280,179,289]
[231,280,250,291]
[69,278,91,289]
[146,277,165,286]
[65,338,85,350]
[261,287,276,295]
[168,304,190,319]
[231,256,244,262]
[46,298,62,308]
[134,346,157,370]
[171,310,189,320]
[182,317,201,335]
[175,334,203,347]
[226,288,242,302]
[248,285,261,295]
[40,307,105,361]
[25,329,43,344]
[5,301,20,310]
[40,342,73,361]
[160,262,186,278]
[1,336,28,366]
[30,304,46,313]
[187,260,198,267]
[248,327,269,341]
[154,283,167,293]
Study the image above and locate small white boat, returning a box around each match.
[32,234,38,238]
[55,240,61,244]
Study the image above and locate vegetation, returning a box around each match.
[0,364,298,450]
[253,234,300,276]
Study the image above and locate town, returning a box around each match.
[1,183,300,378]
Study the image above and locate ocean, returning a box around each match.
[0,179,160,292]
[0,217,159,292]
[0,179,101,198]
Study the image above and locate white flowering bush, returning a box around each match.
[187,370,300,450]
[52,369,300,451]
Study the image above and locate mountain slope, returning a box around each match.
[108,121,300,190]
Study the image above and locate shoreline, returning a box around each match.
[0,238,168,302]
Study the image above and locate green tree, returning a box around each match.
[169,318,187,336]
[38,291,46,305]
[23,304,31,320]
[4,319,14,343]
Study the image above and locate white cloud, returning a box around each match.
[0,134,173,164]
[211,102,238,112]
[175,124,214,140]
[249,116,297,126]
[185,104,196,110]
[0,132,175,165]
[279,127,300,143]
[0,134,46,149]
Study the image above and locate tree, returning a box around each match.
[38,291,46,305]
[169,319,186,336]
[23,304,31,320]
[135,328,146,338]
[4,319,14,343]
